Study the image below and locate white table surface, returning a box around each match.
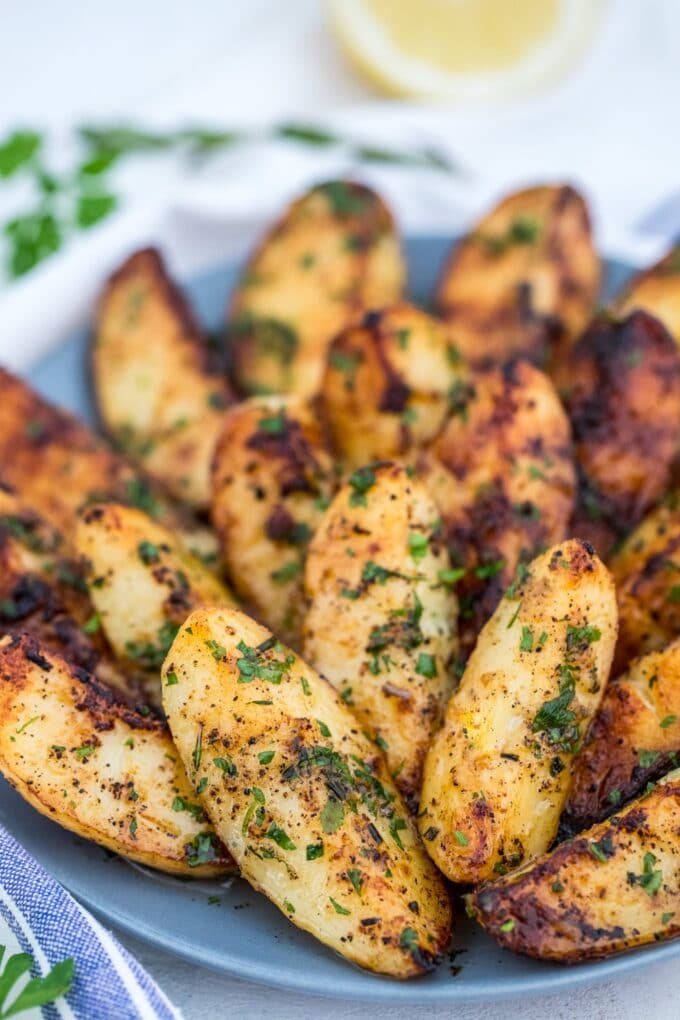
[2,2,680,1017]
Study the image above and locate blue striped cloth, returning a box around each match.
[0,824,180,1019]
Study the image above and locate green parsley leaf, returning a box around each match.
[415,653,437,678]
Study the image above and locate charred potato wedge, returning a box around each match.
[566,311,680,557]
[417,359,576,656]
[609,495,680,673]
[562,641,680,835]
[228,181,405,399]
[0,368,218,563]
[320,303,471,469]
[435,185,600,369]
[418,540,617,883]
[470,772,680,962]
[303,462,458,809]
[94,248,234,509]
[75,503,237,707]
[0,633,234,877]
[615,244,680,345]
[162,607,452,978]
[211,396,336,646]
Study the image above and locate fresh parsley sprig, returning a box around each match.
[0,945,74,1018]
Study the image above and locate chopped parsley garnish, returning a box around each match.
[267,824,296,851]
[317,720,331,738]
[75,744,96,759]
[270,560,302,585]
[82,612,101,635]
[408,532,429,561]
[531,665,579,754]
[348,466,376,507]
[320,798,344,834]
[236,640,294,683]
[454,830,469,846]
[330,349,362,391]
[172,796,206,822]
[660,715,677,728]
[258,750,275,765]
[627,851,663,897]
[436,567,465,587]
[474,559,505,579]
[185,831,220,868]
[499,919,516,933]
[504,563,530,600]
[519,626,534,652]
[192,726,203,771]
[330,897,350,916]
[306,842,324,860]
[589,836,614,862]
[258,410,286,435]
[205,639,227,661]
[125,620,179,670]
[415,653,437,678]
[566,624,601,650]
[638,749,661,768]
[166,670,179,686]
[346,868,364,897]
[213,755,237,776]
[137,539,159,565]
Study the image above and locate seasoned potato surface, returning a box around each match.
[615,245,680,346]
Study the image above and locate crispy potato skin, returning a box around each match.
[162,607,452,978]
[303,462,458,809]
[562,641,680,835]
[0,368,218,563]
[565,311,680,557]
[435,185,600,369]
[471,775,680,962]
[615,245,680,345]
[417,359,575,656]
[0,634,233,876]
[320,304,470,469]
[419,541,617,883]
[228,181,405,399]
[211,396,336,646]
[609,496,680,673]
[75,503,237,707]
[94,248,234,509]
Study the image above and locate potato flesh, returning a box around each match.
[211,396,335,646]
[471,774,680,962]
[615,245,680,346]
[94,248,234,509]
[303,462,458,808]
[321,303,470,469]
[228,181,405,399]
[419,540,617,883]
[0,634,233,877]
[162,607,452,978]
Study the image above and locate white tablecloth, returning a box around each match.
[2,2,680,1017]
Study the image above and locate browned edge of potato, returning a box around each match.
[0,632,234,877]
[614,243,680,346]
[162,606,452,978]
[469,772,680,962]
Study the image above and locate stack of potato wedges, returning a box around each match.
[2,178,680,978]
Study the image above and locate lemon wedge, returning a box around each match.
[329,0,606,103]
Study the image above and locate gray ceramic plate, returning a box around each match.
[2,236,674,1003]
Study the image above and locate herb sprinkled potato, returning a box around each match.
[470,772,680,962]
[303,462,458,809]
[419,540,617,883]
[320,303,471,469]
[211,396,336,646]
[94,248,234,510]
[615,243,680,346]
[417,359,576,657]
[562,640,680,835]
[435,185,600,369]
[565,311,680,557]
[228,180,405,399]
[0,634,234,877]
[75,502,237,707]
[162,607,452,978]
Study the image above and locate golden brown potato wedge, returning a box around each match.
[562,641,680,835]
[320,303,471,469]
[615,244,680,345]
[75,502,237,707]
[211,396,336,646]
[418,540,617,883]
[228,181,405,399]
[565,311,680,557]
[303,462,458,809]
[609,494,680,674]
[435,185,600,369]
[469,772,680,962]
[162,607,452,978]
[417,359,576,656]
[0,367,218,564]
[94,248,234,510]
[0,633,234,876]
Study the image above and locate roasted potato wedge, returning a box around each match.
[418,540,617,883]
[609,495,680,673]
[94,248,234,510]
[435,185,600,369]
[417,359,576,656]
[565,311,680,557]
[0,368,218,564]
[320,303,471,469]
[469,772,680,962]
[75,503,237,707]
[562,640,680,835]
[303,462,458,809]
[615,244,680,345]
[228,181,405,399]
[211,396,336,646]
[0,633,234,877]
[162,607,452,978]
